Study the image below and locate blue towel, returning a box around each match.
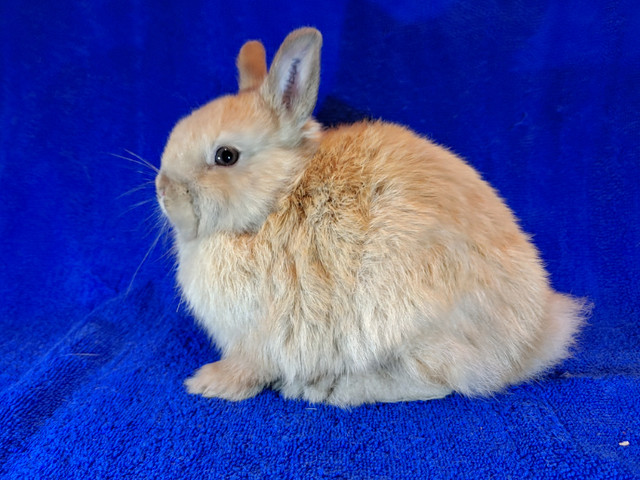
[1,1,638,478]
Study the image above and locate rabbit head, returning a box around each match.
[156,28,323,242]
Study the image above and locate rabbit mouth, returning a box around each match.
[166,196,200,242]
[156,173,200,241]
[157,192,169,217]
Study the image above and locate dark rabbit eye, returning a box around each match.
[214,146,240,166]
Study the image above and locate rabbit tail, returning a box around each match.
[526,292,591,377]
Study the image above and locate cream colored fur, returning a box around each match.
[155,28,587,406]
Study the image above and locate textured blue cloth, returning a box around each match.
[1,1,639,478]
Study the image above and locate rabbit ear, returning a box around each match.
[261,28,322,124]
[237,40,267,91]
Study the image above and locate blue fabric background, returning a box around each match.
[1,1,638,478]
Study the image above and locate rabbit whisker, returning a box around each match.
[118,198,157,218]
[117,180,156,199]
[125,228,163,296]
[109,152,159,174]
[124,149,160,172]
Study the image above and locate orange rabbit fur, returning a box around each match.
[156,28,588,406]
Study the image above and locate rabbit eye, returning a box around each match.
[214,146,240,167]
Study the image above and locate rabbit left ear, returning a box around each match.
[261,28,322,125]
[237,40,267,91]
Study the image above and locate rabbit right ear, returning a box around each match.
[261,28,322,125]
[237,40,267,91]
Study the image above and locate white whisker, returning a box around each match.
[118,198,157,218]
[117,180,156,199]
[109,152,159,174]
[125,229,163,297]
[124,149,160,174]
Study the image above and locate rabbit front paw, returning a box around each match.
[184,359,265,401]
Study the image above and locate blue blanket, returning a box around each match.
[1,1,638,478]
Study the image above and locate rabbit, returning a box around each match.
[155,27,588,406]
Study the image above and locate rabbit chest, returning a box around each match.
[176,234,265,354]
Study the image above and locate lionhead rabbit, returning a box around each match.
[156,27,587,406]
